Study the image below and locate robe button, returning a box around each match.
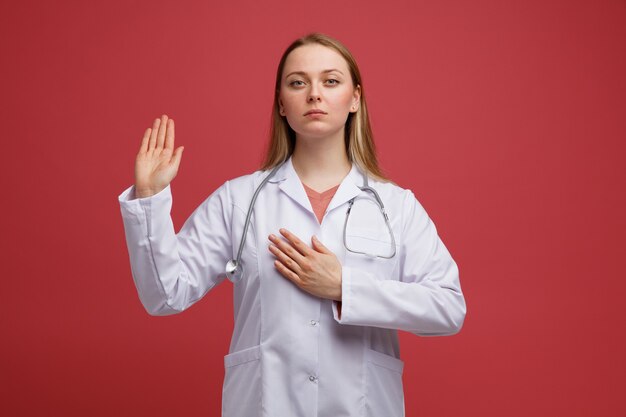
[310,320,318,326]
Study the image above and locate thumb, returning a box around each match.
[171,146,184,168]
[312,235,330,254]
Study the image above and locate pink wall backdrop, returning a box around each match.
[2,0,625,416]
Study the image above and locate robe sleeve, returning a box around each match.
[118,182,233,316]
[332,190,466,336]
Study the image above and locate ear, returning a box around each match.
[277,90,286,116]
[351,85,361,112]
[278,97,285,116]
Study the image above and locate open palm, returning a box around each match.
[134,114,184,198]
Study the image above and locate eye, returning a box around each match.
[326,79,340,85]
[289,80,305,87]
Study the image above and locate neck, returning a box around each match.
[291,129,352,187]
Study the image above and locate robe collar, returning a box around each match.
[265,155,365,217]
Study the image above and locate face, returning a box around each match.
[278,44,361,140]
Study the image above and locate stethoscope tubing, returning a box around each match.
[226,159,395,279]
[225,160,286,277]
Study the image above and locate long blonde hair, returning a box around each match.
[260,32,391,183]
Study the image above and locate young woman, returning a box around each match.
[118,33,466,417]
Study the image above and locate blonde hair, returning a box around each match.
[260,32,391,183]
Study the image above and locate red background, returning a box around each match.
[2,0,625,416]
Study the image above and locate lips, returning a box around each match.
[304,109,327,116]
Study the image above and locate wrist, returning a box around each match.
[135,191,154,199]
[134,186,159,198]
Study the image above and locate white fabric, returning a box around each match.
[118,155,466,417]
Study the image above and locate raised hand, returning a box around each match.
[134,114,184,198]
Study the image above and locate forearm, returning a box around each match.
[332,266,465,335]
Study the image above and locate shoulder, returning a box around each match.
[220,168,269,211]
[368,177,429,229]
[369,177,416,207]
[225,169,264,189]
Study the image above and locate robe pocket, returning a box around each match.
[346,226,395,253]
[222,344,262,417]
[364,348,405,417]
[344,227,399,279]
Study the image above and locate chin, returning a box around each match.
[293,125,343,140]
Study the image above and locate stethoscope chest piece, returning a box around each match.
[225,259,244,283]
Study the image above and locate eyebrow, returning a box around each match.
[285,69,344,78]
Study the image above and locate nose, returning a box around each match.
[307,85,321,102]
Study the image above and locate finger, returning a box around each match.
[269,244,302,275]
[274,260,302,285]
[156,114,168,149]
[148,118,160,151]
[170,146,184,170]
[164,118,175,151]
[279,228,313,257]
[312,235,330,254]
[139,128,151,154]
[270,233,306,265]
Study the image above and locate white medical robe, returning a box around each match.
[118,156,466,417]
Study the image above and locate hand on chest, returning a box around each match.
[250,189,400,290]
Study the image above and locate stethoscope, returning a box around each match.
[225,160,396,283]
